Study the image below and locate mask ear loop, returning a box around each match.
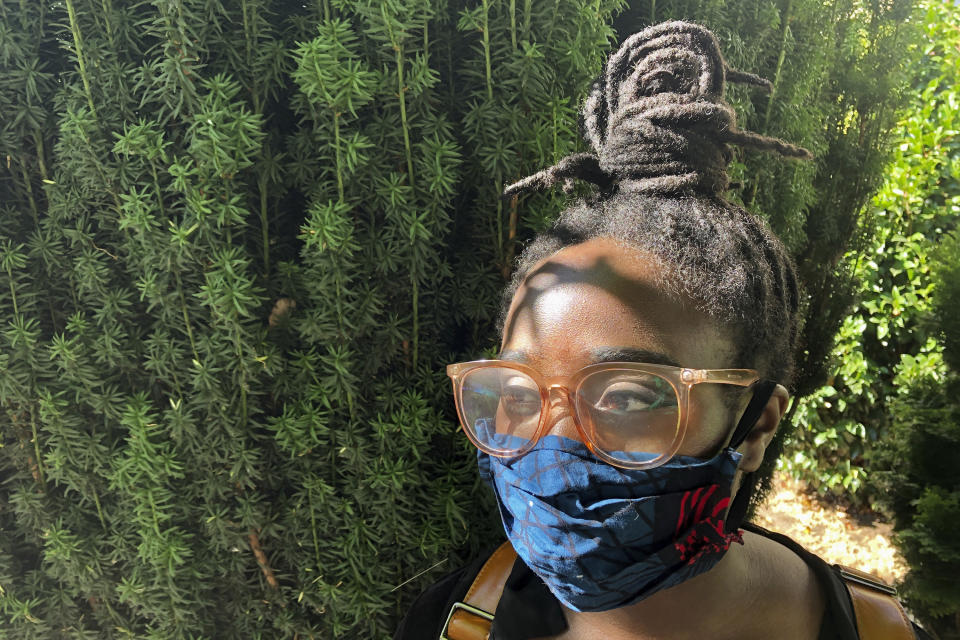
[727,380,777,450]
[723,380,778,533]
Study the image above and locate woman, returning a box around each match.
[396,21,927,640]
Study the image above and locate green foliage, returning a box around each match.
[875,231,960,635]
[933,231,960,372]
[785,0,960,507]
[0,0,929,637]
[0,1,623,637]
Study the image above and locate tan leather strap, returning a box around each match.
[837,564,914,640]
[440,542,517,640]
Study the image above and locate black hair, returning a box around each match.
[498,21,811,514]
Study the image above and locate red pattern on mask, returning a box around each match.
[673,484,744,564]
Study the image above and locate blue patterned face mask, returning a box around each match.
[478,435,745,612]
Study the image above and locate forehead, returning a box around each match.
[501,237,733,372]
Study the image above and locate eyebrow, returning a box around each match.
[498,347,682,368]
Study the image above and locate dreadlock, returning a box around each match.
[498,20,810,514]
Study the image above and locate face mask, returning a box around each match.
[478,435,745,612]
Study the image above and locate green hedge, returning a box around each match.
[786,0,960,508]
[872,229,960,638]
[0,0,920,637]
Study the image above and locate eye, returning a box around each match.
[594,380,677,415]
[500,378,540,417]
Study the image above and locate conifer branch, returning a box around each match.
[64,0,97,119]
[748,0,793,207]
[17,161,39,229]
[174,270,200,362]
[423,0,430,58]
[522,0,532,40]
[385,9,420,368]
[29,411,45,489]
[333,112,344,202]
[91,487,107,531]
[149,159,166,219]
[99,0,115,49]
[259,174,270,281]
[32,131,48,181]
[248,528,279,589]
[502,194,519,280]
[90,241,118,261]
[764,0,793,132]
[5,256,20,317]
[307,481,323,572]
[481,0,494,102]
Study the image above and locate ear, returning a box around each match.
[737,384,790,472]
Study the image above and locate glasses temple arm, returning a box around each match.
[726,380,778,450]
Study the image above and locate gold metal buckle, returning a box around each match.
[439,601,495,640]
[838,568,898,596]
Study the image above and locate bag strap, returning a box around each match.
[439,542,517,640]
[836,564,915,640]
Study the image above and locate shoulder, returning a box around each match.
[393,551,492,640]
[740,526,828,639]
[742,522,929,640]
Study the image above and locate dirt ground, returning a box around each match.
[754,472,906,585]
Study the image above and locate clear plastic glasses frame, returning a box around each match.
[446,360,762,470]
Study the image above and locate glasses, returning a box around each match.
[446,360,764,470]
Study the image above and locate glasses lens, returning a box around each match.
[577,369,680,463]
[459,367,541,453]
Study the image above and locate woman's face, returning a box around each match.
[499,236,745,459]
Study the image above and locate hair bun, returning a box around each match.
[504,21,811,199]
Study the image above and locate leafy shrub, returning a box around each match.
[784,0,960,507]
[874,229,960,638]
